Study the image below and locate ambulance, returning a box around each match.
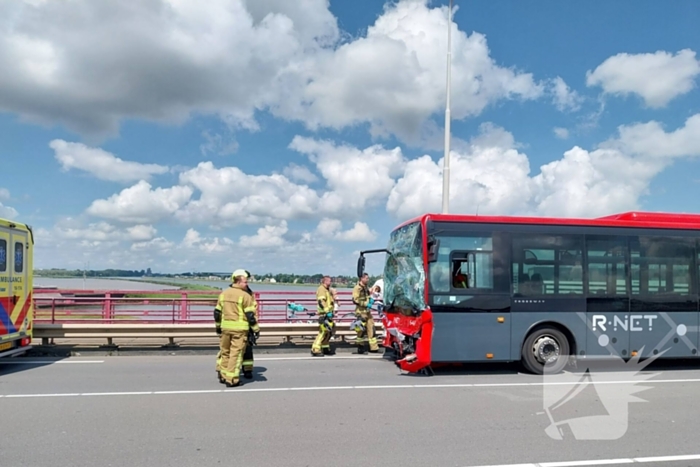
[0,217,33,357]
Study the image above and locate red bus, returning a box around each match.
[358,211,700,375]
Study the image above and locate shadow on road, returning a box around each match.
[250,366,268,382]
[0,355,69,377]
[386,356,700,378]
[394,361,524,377]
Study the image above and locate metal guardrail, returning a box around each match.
[32,289,379,325]
[33,322,385,347]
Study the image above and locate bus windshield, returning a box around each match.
[384,221,426,314]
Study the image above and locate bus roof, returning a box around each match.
[394,211,700,232]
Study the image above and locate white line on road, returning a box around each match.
[465,453,700,466]
[3,377,700,399]
[0,360,104,365]
[254,355,385,361]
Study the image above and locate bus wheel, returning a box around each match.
[521,327,570,375]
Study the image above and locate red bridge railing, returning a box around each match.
[31,289,382,325]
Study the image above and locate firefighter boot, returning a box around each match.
[243,370,253,379]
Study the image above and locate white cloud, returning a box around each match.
[126,225,158,242]
[388,123,533,219]
[0,0,340,138]
[315,218,378,242]
[279,0,543,145]
[0,203,18,220]
[42,219,158,243]
[131,237,175,253]
[0,0,545,147]
[176,162,320,226]
[289,136,405,216]
[50,140,169,183]
[182,228,202,248]
[282,163,318,184]
[0,188,17,220]
[200,130,239,157]
[179,228,234,253]
[388,116,700,220]
[531,147,663,218]
[549,77,583,112]
[239,221,289,249]
[86,180,193,224]
[553,127,570,139]
[600,114,700,158]
[586,49,700,108]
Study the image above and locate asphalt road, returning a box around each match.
[2,354,700,467]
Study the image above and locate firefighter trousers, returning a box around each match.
[242,341,254,374]
[355,312,379,352]
[311,322,333,355]
[219,330,248,385]
[216,335,223,376]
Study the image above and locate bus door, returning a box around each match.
[0,226,12,346]
[584,236,630,358]
[430,246,512,362]
[8,229,29,337]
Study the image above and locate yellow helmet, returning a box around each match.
[231,269,250,281]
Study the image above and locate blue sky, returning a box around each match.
[1,0,699,275]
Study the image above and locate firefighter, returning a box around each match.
[214,269,259,387]
[352,272,379,354]
[311,275,335,356]
[242,272,257,379]
[215,269,253,380]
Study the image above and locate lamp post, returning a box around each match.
[441,0,453,214]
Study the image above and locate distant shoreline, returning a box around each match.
[34,275,355,290]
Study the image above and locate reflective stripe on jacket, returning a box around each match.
[352,283,370,313]
[316,285,334,314]
[215,285,257,332]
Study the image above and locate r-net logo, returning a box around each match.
[541,312,695,440]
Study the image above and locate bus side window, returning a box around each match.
[512,234,583,296]
[450,251,494,290]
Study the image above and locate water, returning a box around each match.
[31,277,366,323]
[32,277,351,292]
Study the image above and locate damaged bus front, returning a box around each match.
[357,219,435,374]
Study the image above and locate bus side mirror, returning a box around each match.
[428,238,439,262]
[357,255,366,277]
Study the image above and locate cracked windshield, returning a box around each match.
[384,222,426,314]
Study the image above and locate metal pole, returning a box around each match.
[441,0,453,214]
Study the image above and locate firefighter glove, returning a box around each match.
[213,309,222,325]
[216,325,222,335]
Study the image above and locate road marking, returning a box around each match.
[2,377,700,399]
[254,355,385,361]
[465,453,700,466]
[0,360,104,365]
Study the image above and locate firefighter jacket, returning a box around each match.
[215,284,259,332]
[352,282,371,314]
[316,285,334,314]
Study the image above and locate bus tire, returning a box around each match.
[521,326,570,375]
